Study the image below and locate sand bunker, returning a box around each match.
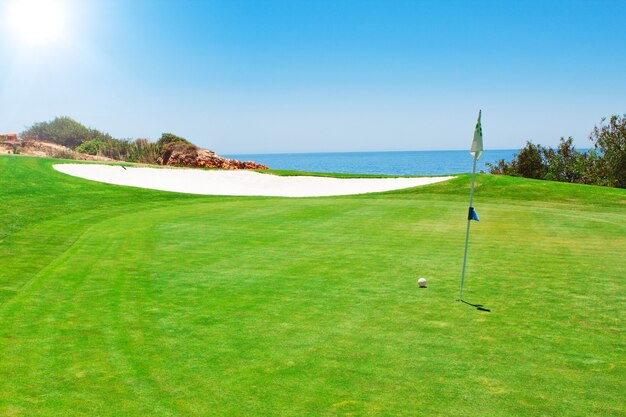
[53,164,454,197]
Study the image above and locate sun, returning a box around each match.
[5,0,68,47]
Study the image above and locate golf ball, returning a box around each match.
[418,278,427,288]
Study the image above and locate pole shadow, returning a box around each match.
[457,299,491,312]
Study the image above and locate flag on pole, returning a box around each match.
[468,207,480,222]
[470,110,483,160]
[459,110,484,303]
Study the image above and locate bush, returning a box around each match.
[94,138,165,164]
[488,141,548,179]
[76,140,106,155]
[127,138,161,164]
[489,115,625,188]
[489,139,598,184]
[157,133,190,147]
[98,139,132,160]
[517,141,547,179]
[21,117,113,149]
[21,117,204,167]
[51,149,78,160]
[591,115,626,188]
[543,137,599,184]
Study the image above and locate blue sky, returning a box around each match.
[1,0,625,154]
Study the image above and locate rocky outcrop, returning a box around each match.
[157,142,268,170]
[0,133,267,170]
[0,133,18,141]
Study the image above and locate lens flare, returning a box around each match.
[5,0,68,47]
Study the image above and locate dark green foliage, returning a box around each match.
[76,139,106,155]
[516,141,547,179]
[18,117,213,168]
[21,117,197,165]
[95,138,159,164]
[157,132,190,146]
[590,115,626,188]
[98,138,132,160]
[489,115,625,188]
[21,116,113,149]
[489,139,598,184]
[488,141,548,179]
[543,137,600,184]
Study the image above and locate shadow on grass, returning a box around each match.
[458,299,491,312]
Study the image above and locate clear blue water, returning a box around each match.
[224,150,517,176]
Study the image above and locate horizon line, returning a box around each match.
[223,148,523,156]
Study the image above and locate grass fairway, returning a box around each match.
[1,156,624,416]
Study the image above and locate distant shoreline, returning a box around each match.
[223,149,518,176]
[225,148,521,157]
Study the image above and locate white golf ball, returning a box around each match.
[418,278,427,288]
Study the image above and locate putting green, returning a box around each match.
[1,156,624,416]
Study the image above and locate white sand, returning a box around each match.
[53,164,454,197]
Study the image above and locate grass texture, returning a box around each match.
[0,156,624,416]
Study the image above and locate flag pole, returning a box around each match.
[459,110,483,303]
[459,155,478,302]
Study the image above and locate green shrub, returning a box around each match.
[488,141,547,179]
[591,115,626,188]
[21,117,113,149]
[127,138,161,164]
[98,139,132,160]
[21,117,204,166]
[516,141,547,179]
[76,139,106,155]
[489,115,625,188]
[157,133,190,147]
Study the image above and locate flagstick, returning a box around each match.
[459,155,478,302]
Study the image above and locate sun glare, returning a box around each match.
[5,0,68,47]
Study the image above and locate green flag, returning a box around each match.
[470,110,483,160]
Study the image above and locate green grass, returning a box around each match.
[1,155,624,416]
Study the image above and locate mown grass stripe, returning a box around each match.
[0,155,624,416]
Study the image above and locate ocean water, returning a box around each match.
[225,150,517,176]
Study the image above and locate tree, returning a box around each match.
[515,141,547,179]
[21,116,113,149]
[489,141,547,179]
[488,116,625,188]
[590,115,626,188]
[543,137,599,184]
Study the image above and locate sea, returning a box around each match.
[224,149,517,176]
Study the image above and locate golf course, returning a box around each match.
[0,155,624,416]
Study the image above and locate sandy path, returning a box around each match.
[53,164,454,197]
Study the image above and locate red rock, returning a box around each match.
[157,144,268,170]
